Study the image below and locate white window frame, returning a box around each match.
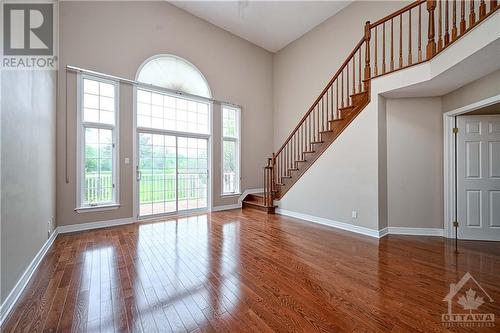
[134,86,213,218]
[221,104,241,196]
[75,74,120,212]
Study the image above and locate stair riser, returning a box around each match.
[350,92,368,105]
[242,201,275,214]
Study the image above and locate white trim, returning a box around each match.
[237,188,264,205]
[221,104,241,196]
[76,74,120,210]
[443,94,500,239]
[0,229,59,326]
[74,204,120,213]
[133,84,213,220]
[211,204,242,212]
[276,209,446,238]
[276,208,384,238]
[388,227,445,237]
[57,217,135,234]
[443,95,500,117]
[135,54,213,99]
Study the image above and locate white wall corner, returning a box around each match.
[378,227,389,238]
[0,229,59,326]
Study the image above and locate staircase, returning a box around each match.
[242,0,499,213]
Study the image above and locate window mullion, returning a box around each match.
[79,75,119,209]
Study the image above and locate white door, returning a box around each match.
[457,115,500,241]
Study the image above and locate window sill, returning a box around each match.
[220,193,241,198]
[75,204,120,213]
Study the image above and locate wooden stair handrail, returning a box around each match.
[262,0,499,206]
[275,36,366,157]
[370,0,426,28]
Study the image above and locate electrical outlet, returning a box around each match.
[352,211,357,219]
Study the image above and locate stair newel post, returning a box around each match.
[265,158,272,206]
[363,21,371,91]
[272,153,276,198]
[263,164,267,207]
[426,0,437,59]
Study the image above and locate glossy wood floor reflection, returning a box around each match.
[2,209,500,332]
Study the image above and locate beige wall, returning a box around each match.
[442,69,500,112]
[278,103,381,230]
[57,1,273,226]
[1,71,56,302]
[272,1,407,150]
[378,96,388,230]
[385,97,444,228]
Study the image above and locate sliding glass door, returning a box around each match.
[177,137,208,211]
[136,87,210,218]
[138,132,208,217]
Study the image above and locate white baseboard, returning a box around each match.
[0,229,59,326]
[211,203,242,211]
[0,210,444,325]
[387,227,445,237]
[210,188,263,212]
[276,209,445,238]
[276,208,384,238]
[57,217,135,234]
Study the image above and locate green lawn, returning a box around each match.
[85,172,207,204]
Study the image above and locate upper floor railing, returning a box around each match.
[264,0,499,205]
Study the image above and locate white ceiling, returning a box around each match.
[169,1,352,52]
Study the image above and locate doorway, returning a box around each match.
[137,132,208,217]
[444,97,500,241]
[456,115,500,240]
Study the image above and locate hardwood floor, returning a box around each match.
[2,209,500,332]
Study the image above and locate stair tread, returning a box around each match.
[350,91,367,97]
[303,150,316,154]
[320,130,333,134]
[329,118,344,122]
[288,168,299,171]
[243,199,274,206]
[311,141,324,144]
[295,159,307,162]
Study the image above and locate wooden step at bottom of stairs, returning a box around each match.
[242,193,276,214]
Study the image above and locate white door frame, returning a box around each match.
[443,94,500,238]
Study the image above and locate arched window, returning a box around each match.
[135,55,212,217]
[136,55,211,98]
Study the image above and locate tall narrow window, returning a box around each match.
[222,105,240,195]
[78,76,119,209]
